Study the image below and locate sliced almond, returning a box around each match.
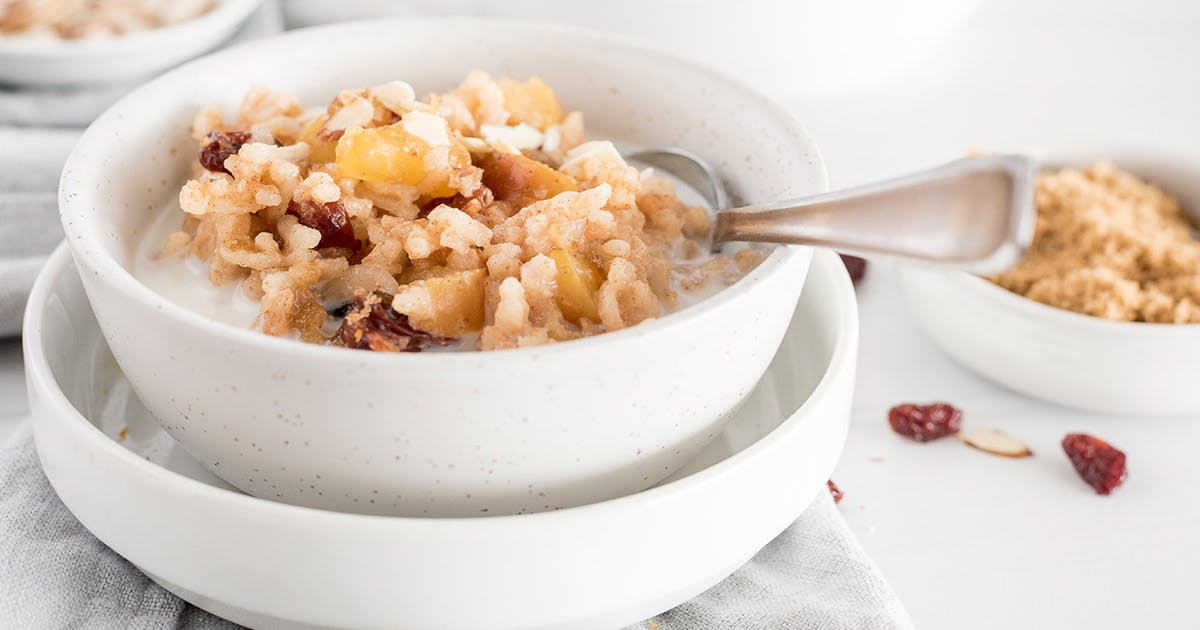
[368,80,416,115]
[322,96,374,136]
[461,136,491,155]
[957,428,1032,458]
[480,123,545,152]
[401,110,453,147]
[560,140,627,173]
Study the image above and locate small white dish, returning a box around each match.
[900,150,1200,415]
[59,19,826,516]
[25,246,857,630]
[0,0,263,86]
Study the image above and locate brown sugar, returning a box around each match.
[991,162,1200,323]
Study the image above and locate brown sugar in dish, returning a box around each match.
[991,162,1200,323]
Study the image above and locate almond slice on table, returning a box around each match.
[957,428,1033,458]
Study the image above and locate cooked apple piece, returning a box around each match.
[424,268,487,337]
[549,249,602,323]
[335,124,470,197]
[397,265,444,285]
[479,152,578,207]
[298,114,336,163]
[336,124,426,184]
[291,299,328,343]
[498,76,564,130]
[418,140,472,199]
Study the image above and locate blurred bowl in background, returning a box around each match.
[282,0,980,101]
[0,0,264,86]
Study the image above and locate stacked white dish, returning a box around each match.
[26,246,856,629]
[30,19,859,628]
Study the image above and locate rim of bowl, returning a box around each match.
[58,17,828,364]
[940,270,1200,336]
[23,244,858,527]
[0,0,262,57]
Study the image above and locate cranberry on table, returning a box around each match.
[827,479,844,504]
[1062,433,1127,495]
[839,254,867,283]
[887,402,963,442]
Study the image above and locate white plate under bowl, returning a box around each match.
[0,0,263,86]
[26,246,856,630]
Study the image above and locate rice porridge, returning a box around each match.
[138,72,763,352]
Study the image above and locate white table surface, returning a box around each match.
[795,4,1200,627]
[4,3,1199,628]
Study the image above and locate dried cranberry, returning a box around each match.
[199,131,252,174]
[839,254,867,284]
[336,291,451,352]
[827,479,844,504]
[887,402,962,442]
[287,199,360,250]
[1062,433,1127,495]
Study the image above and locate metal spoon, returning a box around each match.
[627,149,1036,275]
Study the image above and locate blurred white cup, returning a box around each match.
[283,0,979,100]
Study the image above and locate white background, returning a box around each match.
[803,3,1200,627]
[4,1,1200,627]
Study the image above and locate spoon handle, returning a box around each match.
[713,154,1037,275]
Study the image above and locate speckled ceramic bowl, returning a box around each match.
[58,19,826,516]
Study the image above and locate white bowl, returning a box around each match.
[0,0,263,86]
[900,151,1200,415]
[58,19,826,516]
[26,245,857,630]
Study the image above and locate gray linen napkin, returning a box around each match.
[0,1,283,338]
[0,127,76,336]
[0,425,238,630]
[0,423,911,629]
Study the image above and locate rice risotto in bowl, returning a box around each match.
[150,72,762,351]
